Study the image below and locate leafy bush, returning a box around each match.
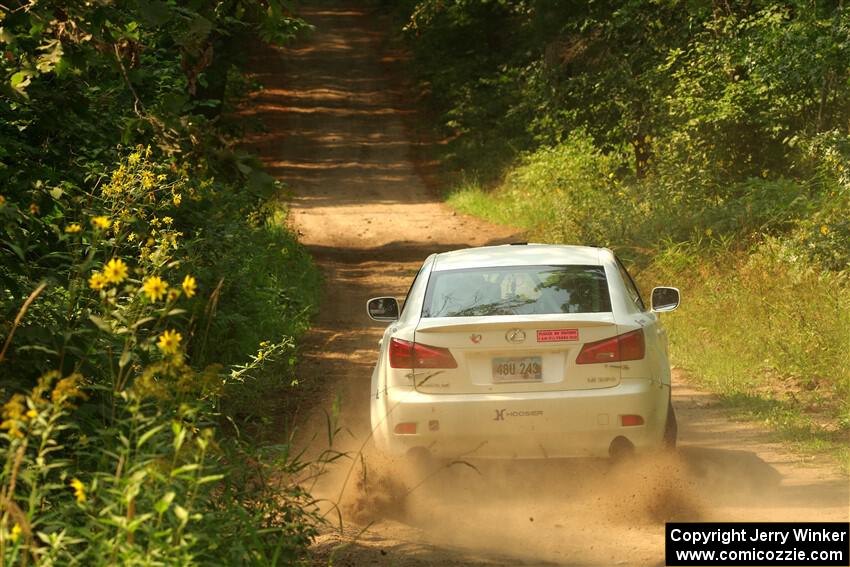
[0,146,322,563]
[399,1,850,184]
[0,0,324,563]
[0,373,321,564]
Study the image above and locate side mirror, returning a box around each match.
[367,297,400,322]
[651,287,680,313]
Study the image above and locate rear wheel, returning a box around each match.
[663,399,678,450]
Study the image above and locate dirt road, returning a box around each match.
[245,3,849,565]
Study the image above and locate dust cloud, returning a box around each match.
[304,430,706,565]
[302,395,846,566]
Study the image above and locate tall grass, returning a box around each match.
[648,241,850,443]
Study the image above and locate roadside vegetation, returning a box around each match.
[387,0,850,467]
[0,0,324,563]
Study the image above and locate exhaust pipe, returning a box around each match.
[608,436,635,461]
[406,446,434,468]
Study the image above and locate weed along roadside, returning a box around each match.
[0,2,323,564]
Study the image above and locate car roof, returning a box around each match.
[431,244,610,271]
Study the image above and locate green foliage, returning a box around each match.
[659,5,850,182]
[0,0,323,563]
[0,375,321,563]
[399,1,850,183]
[447,131,628,242]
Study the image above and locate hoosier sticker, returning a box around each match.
[536,329,579,342]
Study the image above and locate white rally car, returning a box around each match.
[366,244,680,460]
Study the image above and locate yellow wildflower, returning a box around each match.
[181,275,197,298]
[89,272,107,290]
[92,216,111,230]
[65,223,82,234]
[104,165,127,196]
[128,232,137,242]
[2,395,24,419]
[127,152,141,165]
[820,225,829,235]
[142,276,168,301]
[1,394,25,438]
[0,420,21,438]
[10,523,21,542]
[172,193,182,206]
[141,171,155,188]
[70,478,86,503]
[162,216,173,225]
[167,288,180,302]
[157,329,182,354]
[52,374,85,403]
[103,258,128,284]
[25,408,37,420]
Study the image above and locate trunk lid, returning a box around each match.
[412,314,622,394]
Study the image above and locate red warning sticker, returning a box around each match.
[536,329,579,342]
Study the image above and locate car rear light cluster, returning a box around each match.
[389,338,458,369]
[620,415,644,426]
[575,329,645,364]
[394,422,417,434]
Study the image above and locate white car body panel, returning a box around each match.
[369,244,673,459]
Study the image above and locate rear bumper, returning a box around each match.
[371,379,669,459]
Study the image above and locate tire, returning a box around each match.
[663,399,678,450]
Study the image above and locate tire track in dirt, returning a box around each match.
[245,3,849,565]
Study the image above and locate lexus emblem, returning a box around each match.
[505,329,526,344]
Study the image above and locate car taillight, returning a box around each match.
[620,415,644,426]
[575,329,645,364]
[389,338,457,369]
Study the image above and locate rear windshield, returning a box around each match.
[422,265,611,317]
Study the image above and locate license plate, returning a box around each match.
[491,356,543,383]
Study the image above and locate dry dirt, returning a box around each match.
[244,3,849,565]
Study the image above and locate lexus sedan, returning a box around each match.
[366,244,680,460]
